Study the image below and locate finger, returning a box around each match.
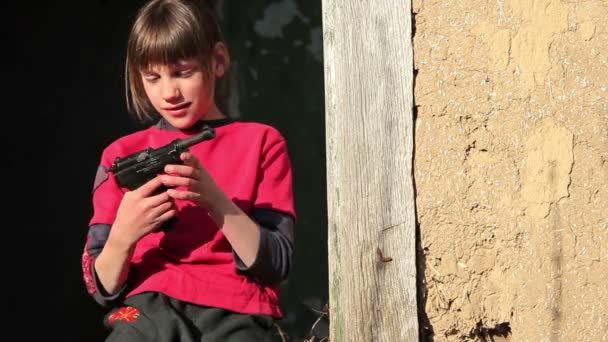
[149,201,176,219]
[144,191,173,207]
[135,176,164,196]
[157,208,177,223]
[180,152,203,169]
[167,188,201,201]
[162,174,198,188]
[149,207,177,229]
[164,164,197,178]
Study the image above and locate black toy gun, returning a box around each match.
[108,125,216,190]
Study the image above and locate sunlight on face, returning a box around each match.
[140,59,221,129]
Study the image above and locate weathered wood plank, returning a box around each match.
[322,1,417,341]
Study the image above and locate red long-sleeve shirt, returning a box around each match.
[81,118,296,318]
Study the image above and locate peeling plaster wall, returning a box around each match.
[412,0,607,340]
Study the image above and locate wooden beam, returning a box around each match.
[322,1,418,341]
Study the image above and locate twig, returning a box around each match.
[273,322,288,342]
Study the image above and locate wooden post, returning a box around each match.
[322,1,418,341]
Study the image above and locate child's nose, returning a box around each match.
[162,82,181,101]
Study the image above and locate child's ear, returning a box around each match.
[213,42,230,77]
[215,63,225,76]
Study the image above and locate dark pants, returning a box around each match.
[103,292,277,342]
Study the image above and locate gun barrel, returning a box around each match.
[176,126,216,149]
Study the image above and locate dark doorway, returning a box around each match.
[8,1,326,341]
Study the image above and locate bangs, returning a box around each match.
[129,17,209,68]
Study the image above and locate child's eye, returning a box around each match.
[177,69,193,77]
[141,73,159,82]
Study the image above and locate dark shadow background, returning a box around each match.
[8,1,327,341]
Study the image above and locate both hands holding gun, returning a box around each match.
[108,125,216,232]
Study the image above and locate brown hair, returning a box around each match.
[125,0,228,123]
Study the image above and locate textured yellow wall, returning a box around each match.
[413,0,607,340]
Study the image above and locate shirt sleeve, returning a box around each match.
[253,130,296,219]
[89,163,123,226]
[81,156,127,307]
[233,209,295,286]
[82,223,128,307]
[232,128,297,286]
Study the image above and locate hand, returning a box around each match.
[162,152,227,209]
[111,176,177,246]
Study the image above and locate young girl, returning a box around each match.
[81,0,296,340]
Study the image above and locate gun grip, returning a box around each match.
[158,216,179,232]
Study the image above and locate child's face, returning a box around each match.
[140,58,220,129]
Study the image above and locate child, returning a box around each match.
[81,0,296,341]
